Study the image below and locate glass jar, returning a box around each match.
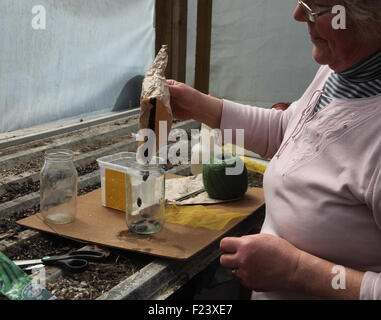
[124,153,165,234]
[40,149,78,224]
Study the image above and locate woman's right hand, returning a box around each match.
[167,80,223,128]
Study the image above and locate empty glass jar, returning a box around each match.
[40,149,78,224]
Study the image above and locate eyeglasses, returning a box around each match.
[297,0,332,22]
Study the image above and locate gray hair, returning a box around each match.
[341,0,381,42]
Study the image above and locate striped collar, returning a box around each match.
[314,51,381,112]
[339,51,381,83]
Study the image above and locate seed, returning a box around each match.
[135,225,148,232]
[137,197,142,207]
[148,219,160,226]
[142,171,149,181]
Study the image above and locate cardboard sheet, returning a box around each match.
[17,176,265,260]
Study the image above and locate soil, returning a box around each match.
[0,171,264,300]
[0,116,139,157]
[0,119,265,300]
[0,161,101,205]
[0,182,101,237]
[46,262,140,300]
[0,117,183,181]
[0,233,152,300]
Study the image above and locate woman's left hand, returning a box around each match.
[220,234,302,292]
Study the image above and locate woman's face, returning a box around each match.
[294,0,380,71]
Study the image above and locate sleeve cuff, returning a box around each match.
[220,99,249,131]
[360,271,381,300]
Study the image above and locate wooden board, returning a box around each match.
[17,176,265,260]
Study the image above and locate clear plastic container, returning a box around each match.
[40,149,78,224]
[97,152,165,234]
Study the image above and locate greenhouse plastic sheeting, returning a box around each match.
[209,0,319,107]
[0,0,154,133]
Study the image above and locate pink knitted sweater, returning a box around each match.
[220,65,381,300]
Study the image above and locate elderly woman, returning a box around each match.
[167,0,381,300]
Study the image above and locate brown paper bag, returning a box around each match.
[138,45,173,160]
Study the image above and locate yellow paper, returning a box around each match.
[105,168,127,212]
[165,204,250,231]
[240,156,267,175]
[221,144,267,175]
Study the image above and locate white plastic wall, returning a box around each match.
[1,1,320,133]
[187,0,320,107]
[0,0,155,133]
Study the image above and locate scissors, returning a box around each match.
[13,250,106,274]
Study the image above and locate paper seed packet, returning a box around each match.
[0,252,56,300]
[138,45,173,160]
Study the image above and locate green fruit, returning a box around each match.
[202,154,248,200]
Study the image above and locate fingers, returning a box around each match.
[220,237,240,253]
[220,237,241,270]
[166,79,177,86]
[166,79,183,86]
[166,79,183,98]
[220,253,238,270]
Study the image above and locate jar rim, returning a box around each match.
[45,149,74,161]
[126,152,165,171]
[97,152,165,173]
